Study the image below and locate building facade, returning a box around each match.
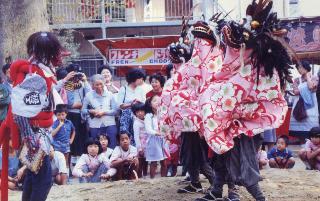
[48,0,219,76]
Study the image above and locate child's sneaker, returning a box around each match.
[177,182,203,194]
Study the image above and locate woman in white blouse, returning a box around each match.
[82,74,118,149]
[117,68,146,140]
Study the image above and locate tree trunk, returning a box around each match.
[0,0,49,67]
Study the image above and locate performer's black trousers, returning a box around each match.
[180,131,214,185]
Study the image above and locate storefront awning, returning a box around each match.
[90,35,179,76]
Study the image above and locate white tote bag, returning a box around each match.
[11,69,49,118]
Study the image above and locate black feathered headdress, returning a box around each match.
[222,0,295,89]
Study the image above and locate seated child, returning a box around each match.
[98,134,113,160]
[268,136,295,169]
[0,147,26,190]
[50,147,68,185]
[256,145,268,170]
[109,132,139,181]
[132,102,148,178]
[72,138,115,183]
[299,127,320,170]
[51,104,75,169]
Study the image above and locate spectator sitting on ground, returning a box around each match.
[50,147,68,185]
[256,145,268,170]
[72,138,115,183]
[108,132,138,181]
[299,127,320,170]
[0,146,26,190]
[268,136,295,169]
[98,133,113,160]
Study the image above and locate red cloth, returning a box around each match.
[0,60,55,201]
[146,90,162,99]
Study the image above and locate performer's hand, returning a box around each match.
[16,166,26,181]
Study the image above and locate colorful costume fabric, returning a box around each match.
[199,47,288,154]
[159,38,223,136]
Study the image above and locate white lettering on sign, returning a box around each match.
[109,48,170,66]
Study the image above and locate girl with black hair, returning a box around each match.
[144,95,168,178]
[98,134,113,160]
[289,60,319,142]
[132,102,148,178]
[0,31,67,201]
[72,138,115,183]
[146,73,166,99]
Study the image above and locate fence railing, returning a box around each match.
[47,0,204,25]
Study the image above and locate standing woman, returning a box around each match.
[117,68,146,140]
[98,65,119,94]
[82,74,118,149]
[0,32,65,201]
[290,60,319,143]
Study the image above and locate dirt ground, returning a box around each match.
[8,159,320,201]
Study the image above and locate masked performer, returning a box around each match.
[0,32,67,201]
[159,17,223,193]
[196,1,294,200]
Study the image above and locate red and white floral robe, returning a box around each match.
[159,38,223,138]
[198,46,288,154]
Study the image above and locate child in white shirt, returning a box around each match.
[110,132,138,180]
[132,103,148,178]
[72,138,116,182]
